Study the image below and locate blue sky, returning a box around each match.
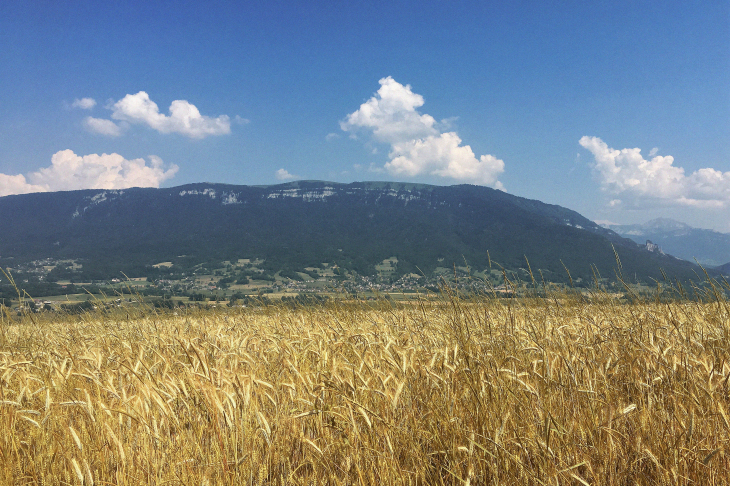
[1,1,728,229]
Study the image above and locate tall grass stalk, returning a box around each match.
[0,289,728,485]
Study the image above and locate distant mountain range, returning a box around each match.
[0,181,703,285]
[600,218,730,268]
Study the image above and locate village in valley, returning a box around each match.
[0,255,526,313]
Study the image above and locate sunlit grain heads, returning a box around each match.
[0,295,727,484]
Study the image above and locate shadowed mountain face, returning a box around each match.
[0,181,700,284]
[602,218,730,267]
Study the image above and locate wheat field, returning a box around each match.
[0,292,728,485]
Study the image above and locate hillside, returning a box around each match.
[0,181,701,285]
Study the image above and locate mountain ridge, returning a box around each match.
[0,181,701,285]
[601,218,730,267]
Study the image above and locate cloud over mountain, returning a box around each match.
[0,174,47,197]
[580,136,730,208]
[0,150,178,197]
[109,92,231,139]
[75,92,233,138]
[341,77,504,188]
[275,168,300,181]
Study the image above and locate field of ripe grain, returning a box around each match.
[1,296,728,485]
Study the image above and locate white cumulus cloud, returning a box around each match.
[0,150,178,197]
[341,77,438,144]
[341,77,504,187]
[84,116,123,137]
[0,174,47,197]
[72,97,96,109]
[387,133,504,188]
[275,168,300,181]
[109,91,231,139]
[580,136,730,208]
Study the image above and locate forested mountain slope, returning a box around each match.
[0,181,700,284]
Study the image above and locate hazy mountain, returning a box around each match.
[0,181,701,285]
[601,218,730,267]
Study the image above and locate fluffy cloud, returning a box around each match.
[84,116,123,137]
[72,97,96,109]
[341,77,504,187]
[341,77,438,144]
[387,133,504,188]
[275,168,300,181]
[110,91,230,139]
[0,174,47,197]
[0,150,178,197]
[580,136,730,208]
